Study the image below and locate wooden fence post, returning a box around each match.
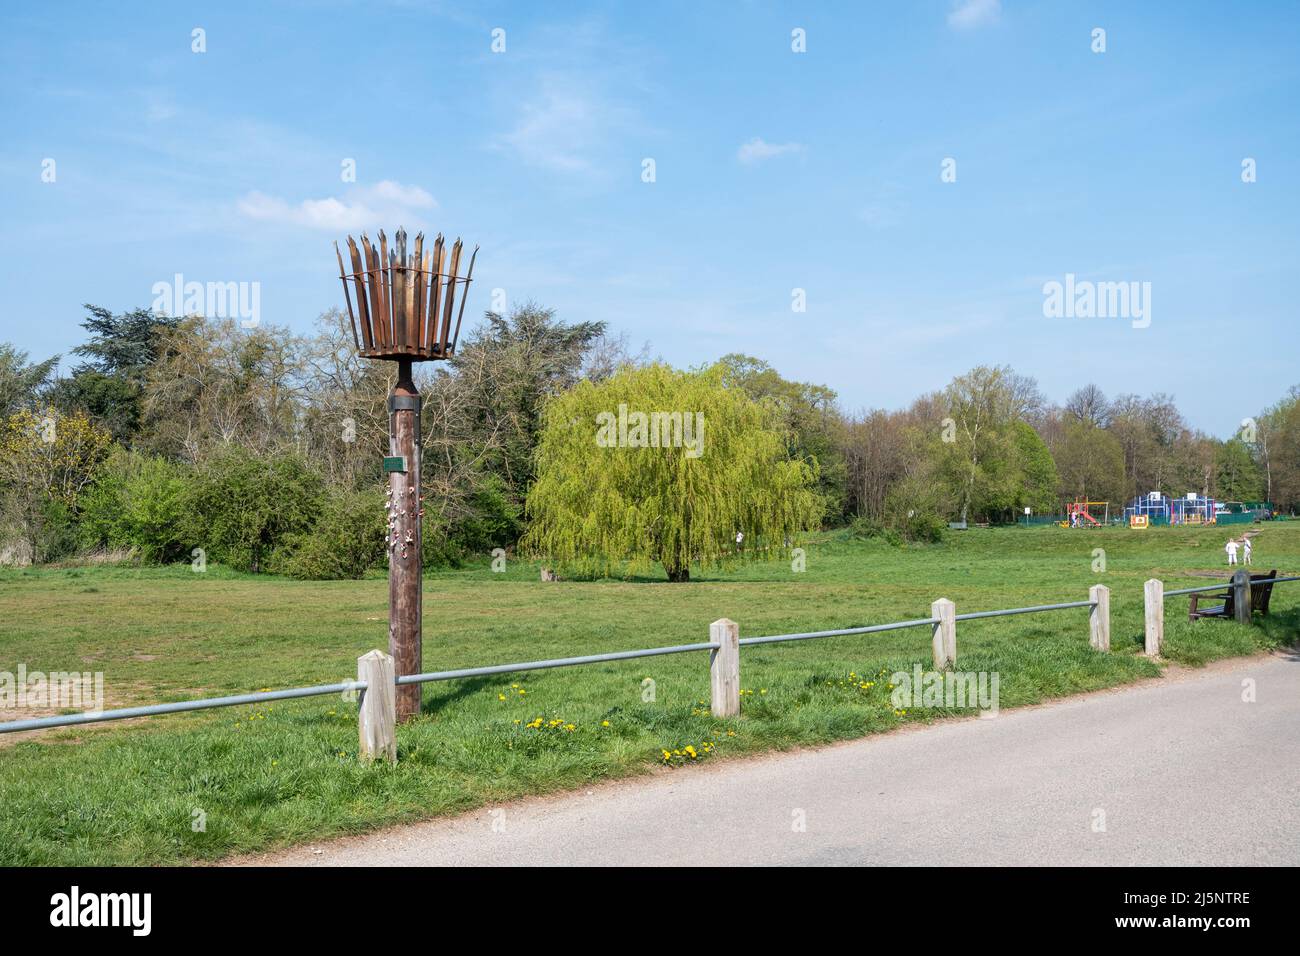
[1232,569,1252,624]
[357,649,396,763]
[709,618,740,718]
[931,598,955,669]
[1089,584,1110,652]
[1143,579,1163,657]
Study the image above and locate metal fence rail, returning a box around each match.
[395,641,719,686]
[954,600,1094,622]
[739,617,937,647]
[0,681,364,735]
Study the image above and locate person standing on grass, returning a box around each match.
[1243,537,1253,566]
[1226,538,1239,566]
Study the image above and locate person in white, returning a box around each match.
[1243,537,1253,565]
[1225,539,1239,565]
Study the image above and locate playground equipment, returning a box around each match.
[1063,500,1110,528]
[334,228,478,721]
[1171,491,1216,525]
[1123,490,1218,526]
[1125,491,1171,526]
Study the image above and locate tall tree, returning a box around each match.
[1214,438,1263,501]
[937,365,1026,523]
[0,344,59,417]
[52,305,181,442]
[717,354,846,522]
[1064,384,1111,427]
[524,363,819,581]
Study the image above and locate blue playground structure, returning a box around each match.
[1124,491,1217,526]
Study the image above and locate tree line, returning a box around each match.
[1,303,1297,576]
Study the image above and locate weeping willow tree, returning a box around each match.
[523,363,821,581]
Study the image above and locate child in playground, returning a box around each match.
[1225,538,1239,565]
[1243,537,1253,565]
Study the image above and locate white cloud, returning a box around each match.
[236,181,436,231]
[497,73,645,176]
[501,84,597,172]
[947,0,1001,30]
[737,137,806,165]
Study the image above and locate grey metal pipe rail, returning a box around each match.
[1163,583,1236,597]
[0,680,364,735]
[395,641,720,685]
[739,617,938,647]
[954,600,1094,621]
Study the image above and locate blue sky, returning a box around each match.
[1,0,1296,435]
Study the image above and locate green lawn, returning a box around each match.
[1,522,1297,865]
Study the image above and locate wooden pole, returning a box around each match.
[388,360,422,722]
[1143,578,1163,656]
[1089,584,1110,652]
[357,650,396,763]
[709,619,740,717]
[931,598,955,668]
[1231,568,1252,624]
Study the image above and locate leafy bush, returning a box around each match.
[79,449,190,562]
[271,486,385,580]
[186,447,324,573]
[847,516,902,547]
[35,499,80,562]
[450,474,520,554]
[897,510,946,543]
[883,477,947,544]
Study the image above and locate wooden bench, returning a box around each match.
[1188,569,1277,622]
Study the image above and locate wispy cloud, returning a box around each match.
[496,72,643,175]
[236,181,437,231]
[737,137,806,165]
[947,0,1001,30]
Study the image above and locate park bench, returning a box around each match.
[1188,569,1277,622]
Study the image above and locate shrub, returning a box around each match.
[272,486,385,580]
[79,449,190,562]
[186,447,324,573]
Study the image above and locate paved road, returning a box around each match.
[241,652,1300,866]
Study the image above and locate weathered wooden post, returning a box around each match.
[709,618,740,717]
[1089,584,1110,652]
[1143,578,1163,656]
[357,650,396,763]
[931,598,955,669]
[1232,569,1252,624]
[335,229,478,722]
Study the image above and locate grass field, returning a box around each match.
[1,522,1297,865]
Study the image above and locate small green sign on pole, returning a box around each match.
[383,456,407,474]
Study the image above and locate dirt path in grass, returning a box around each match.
[233,650,1300,867]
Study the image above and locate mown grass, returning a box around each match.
[0,522,1297,865]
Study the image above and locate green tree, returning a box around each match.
[717,354,846,523]
[1214,438,1263,501]
[52,305,181,442]
[0,344,59,417]
[1054,421,1126,505]
[935,366,1039,522]
[524,363,820,581]
[1010,421,1059,515]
